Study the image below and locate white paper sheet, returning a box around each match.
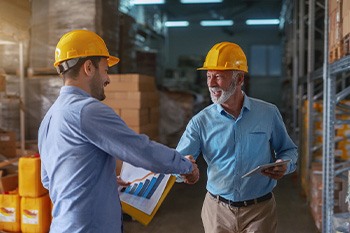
[118,162,170,215]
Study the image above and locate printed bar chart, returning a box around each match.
[121,174,165,199]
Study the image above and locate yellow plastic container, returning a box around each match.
[19,156,47,197]
[21,194,50,233]
[0,191,21,232]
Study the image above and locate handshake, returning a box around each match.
[181,155,200,185]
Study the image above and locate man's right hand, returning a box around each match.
[181,155,199,184]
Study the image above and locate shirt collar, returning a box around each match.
[60,86,91,97]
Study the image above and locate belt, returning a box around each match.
[209,192,272,207]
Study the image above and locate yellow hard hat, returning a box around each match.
[198,42,248,72]
[54,29,119,68]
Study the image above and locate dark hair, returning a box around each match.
[62,56,102,80]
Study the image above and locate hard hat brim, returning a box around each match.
[108,56,120,67]
[197,66,248,73]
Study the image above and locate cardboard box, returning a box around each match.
[130,123,159,139]
[105,74,157,92]
[329,0,338,13]
[0,132,16,158]
[103,91,159,109]
[0,174,18,194]
[343,11,350,38]
[121,109,150,127]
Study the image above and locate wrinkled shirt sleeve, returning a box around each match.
[80,101,193,175]
[271,106,298,174]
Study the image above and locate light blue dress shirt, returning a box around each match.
[38,86,192,233]
[176,94,298,202]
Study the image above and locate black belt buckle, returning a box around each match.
[210,192,272,207]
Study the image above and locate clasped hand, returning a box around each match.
[181,155,200,184]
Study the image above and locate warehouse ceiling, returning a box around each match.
[159,0,282,28]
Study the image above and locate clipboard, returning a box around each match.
[120,175,176,226]
[241,160,291,178]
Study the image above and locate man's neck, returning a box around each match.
[221,91,244,118]
[64,78,91,96]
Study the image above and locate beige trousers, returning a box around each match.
[201,192,277,233]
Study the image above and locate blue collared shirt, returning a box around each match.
[176,94,298,201]
[38,86,192,233]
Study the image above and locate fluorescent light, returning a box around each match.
[181,0,222,3]
[131,0,164,5]
[200,20,233,27]
[164,21,189,27]
[246,19,280,25]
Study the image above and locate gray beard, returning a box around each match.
[210,81,236,104]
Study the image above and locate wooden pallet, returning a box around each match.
[329,41,344,63]
[27,67,58,78]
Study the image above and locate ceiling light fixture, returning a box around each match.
[164,21,190,27]
[131,0,165,5]
[200,20,233,27]
[181,0,223,3]
[245,19,280,25]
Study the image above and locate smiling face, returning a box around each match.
[89,58,110,101]
[207,70,240,104]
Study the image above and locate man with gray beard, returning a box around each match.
[176,42,298,233]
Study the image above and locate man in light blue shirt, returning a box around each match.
[38,30,199,233]
[176,42,298,233]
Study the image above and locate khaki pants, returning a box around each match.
[201,192,277,233]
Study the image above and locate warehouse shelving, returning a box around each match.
[283,0,350,232]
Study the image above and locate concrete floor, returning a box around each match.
[123,157,319,233]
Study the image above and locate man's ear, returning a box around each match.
[82,60,95,77]
[236,72,245,86]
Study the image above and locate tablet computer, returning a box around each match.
[241,159,291,178]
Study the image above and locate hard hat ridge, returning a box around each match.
[198,42,248,72]
[54,29,120,73]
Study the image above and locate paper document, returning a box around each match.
[241,160,291,178]
[118,162,170,215]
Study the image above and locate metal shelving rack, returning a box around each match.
[285,0,350,232]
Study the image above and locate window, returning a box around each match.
[250,45,281,77]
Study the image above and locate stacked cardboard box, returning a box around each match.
[329,0,350,62]
[118,12,137,74]
[0,130,16,158]
[329,0,343,63]
[0,96,20,141]
[342,0,350,56]
[103,74,159,139]
[0,0,30,74]
[30,0,120,74]
[103,74,160,175]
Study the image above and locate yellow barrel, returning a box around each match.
[21,194,51,233]
[0,191,21,232]
[19,155,47,198]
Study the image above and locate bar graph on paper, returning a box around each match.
[118,163,170,215]
[120,173,165,199]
